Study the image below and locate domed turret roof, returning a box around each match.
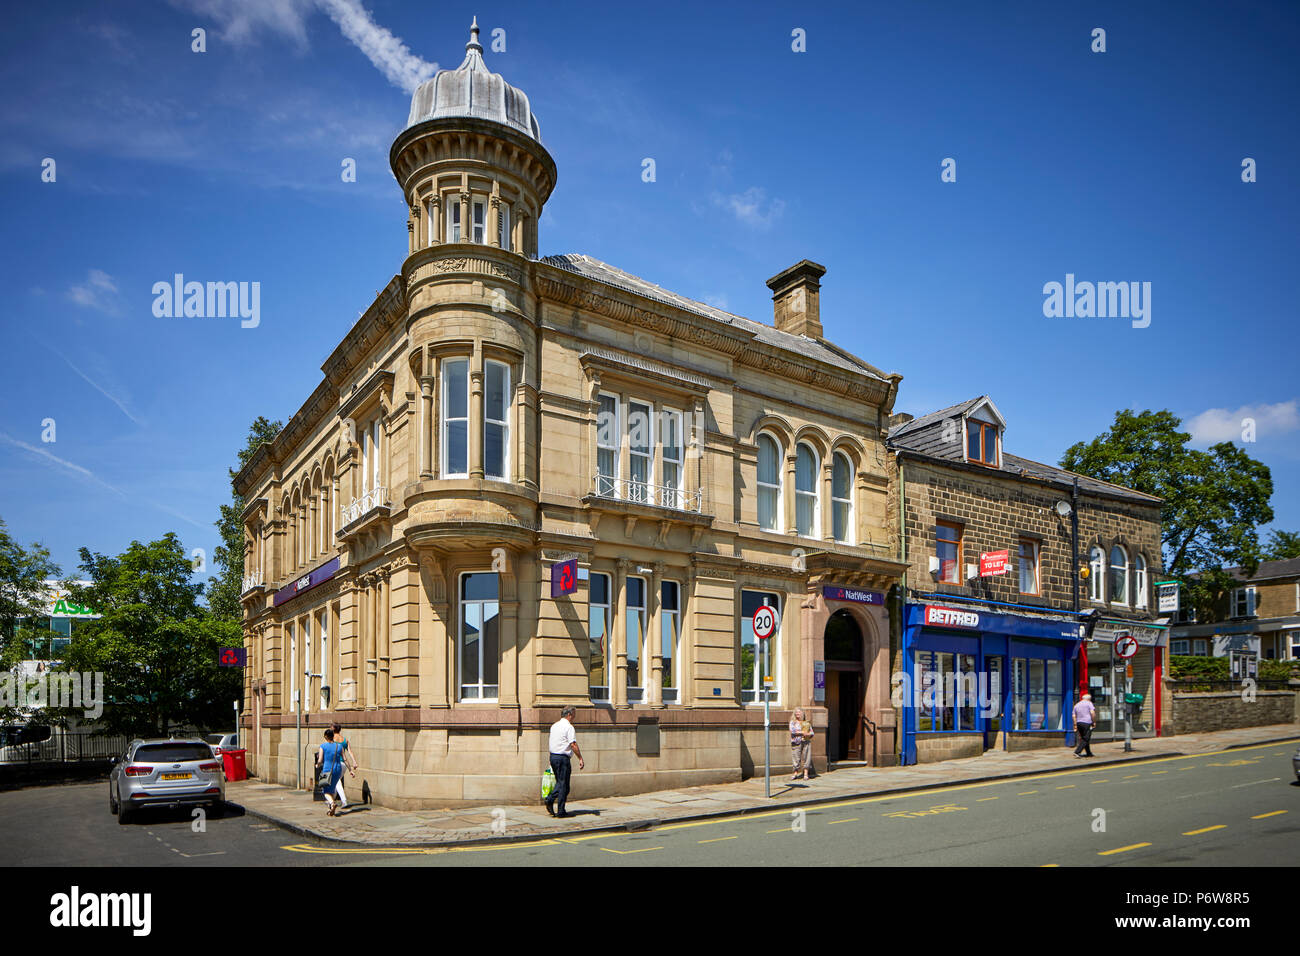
[406,18,541,142]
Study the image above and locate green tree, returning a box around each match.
[1060,409,1274,618]
[208,416,282,621]
[63,534,242,735]
[0,520,63,721]
[1261,529,1300,561]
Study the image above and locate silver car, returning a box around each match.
[109,738,226,825]
[1293,745,1299,783]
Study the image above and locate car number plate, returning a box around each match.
[160,772,191,780]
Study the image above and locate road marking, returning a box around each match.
[1182,825,1226,836]
[976,797,998,802]
[1092,779,1109,784]
[1018,790,1038,795]
[766,828,792,833]
[884,805,967,819]
[827,818,859,825]
[1252,810,1287,820]
[698,836,736,844]
[1056,785,1076,790]
[1151,770,1168,775]
[1099,842,1151,856]
[1231,778,1281,789]
[601,846,662,855]
[1041,863,1059,867]
[1122,774,1139,779]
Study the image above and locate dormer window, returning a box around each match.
[966,421,999,466]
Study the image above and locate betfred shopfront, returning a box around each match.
[900,596,1090,765]
[1083,621,1167,740]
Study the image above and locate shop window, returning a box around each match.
[831,452,853,543]
[661,581,680,703]
[588,573,610,701]
[936,522,962,584]
[757,434,782,531]
[626,576,646,702]
[484,360,511,480]
[1010,658,1064,731]
[1231,587,1256,618]
[1018,538,1040,595]
[459,572,500,700]
[916,652,978,732]
[795,443,819,536]
[441,358,470,477]
[740,590,780,703]
[1109,546,1129,605]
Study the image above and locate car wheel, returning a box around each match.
[117,801,132,825]
[109,786,118,815]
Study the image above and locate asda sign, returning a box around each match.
[42,581,99,619]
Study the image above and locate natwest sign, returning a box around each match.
[979,550,1010,577]
[924,605,980,629]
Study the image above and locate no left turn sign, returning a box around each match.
[1115,634,1139,659]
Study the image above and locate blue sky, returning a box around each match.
[1,0,1296,581]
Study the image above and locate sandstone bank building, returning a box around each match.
[234,24,906,808]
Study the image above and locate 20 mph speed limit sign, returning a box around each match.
[752,605,779,640]
[1115,634,1139,659]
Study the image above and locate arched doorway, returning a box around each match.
[824,610,865,762]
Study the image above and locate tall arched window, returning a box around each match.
[831,452,853,543]
[1109,545,1129,605]
[1088,546,1105,602]
[1134,554,1148,609]
[757,434,781,531]
[795,442,819,537]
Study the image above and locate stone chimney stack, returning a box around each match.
[766,260,826,339]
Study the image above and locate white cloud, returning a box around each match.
[172,0,437,92]
[1186,401,1299,443]
[710,187,786,230]
[66,269,121,314]
[45,342,141,427]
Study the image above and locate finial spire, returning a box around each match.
[467,16,482,54]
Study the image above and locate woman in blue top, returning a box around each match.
[315,729,345,817]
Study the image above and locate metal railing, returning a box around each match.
[341,485,388,525]
[592,474,702,513]
[241,569,264,593]
[0,729,135,766]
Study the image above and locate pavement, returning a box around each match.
[226,724,1300,847]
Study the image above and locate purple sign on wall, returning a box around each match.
[551,559,578,598]
[274,556,340,607]
[218,647,247,667]
[822,585,884,606]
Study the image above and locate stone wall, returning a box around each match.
[1164,690,1298,735]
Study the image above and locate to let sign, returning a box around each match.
[979,550,1010,576]
[551,559,578,598]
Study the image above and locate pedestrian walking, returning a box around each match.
[329,722,358,809]
[544,705,583,818]
[789,707,814,780]
[1072,693,1096,757]
[314,728,347,817]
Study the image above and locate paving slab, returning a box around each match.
[226,724,1299,848]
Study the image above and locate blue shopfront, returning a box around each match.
[900,596,1090,765]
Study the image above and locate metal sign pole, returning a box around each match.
[763,649,771,799]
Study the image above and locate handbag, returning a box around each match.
[317,743,340,787]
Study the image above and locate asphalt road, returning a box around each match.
[1,740,1295,867]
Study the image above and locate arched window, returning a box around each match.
[795,443,819,537]
[1134,554,1148,609]
[757,434,781,531]
[1109,546,1129,605]
[831,452,853,543]
[1088,546,1105,602]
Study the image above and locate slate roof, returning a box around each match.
[540,253,894,383]
[888,396,1162,505]
[1226,556,1300,583]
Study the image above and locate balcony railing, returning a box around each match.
[342,485,389,525]
[592,474,702,513]
[241,570,264,593]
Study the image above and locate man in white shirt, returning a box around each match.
[545,705,584,818]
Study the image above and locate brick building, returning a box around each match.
[885,397,1165,763]
[233,23,907,808]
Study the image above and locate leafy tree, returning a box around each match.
[1060,409,1274,619]
[63,534,242,735]
[1261,529,1300,561]
[0,520,62,721]
[208,416,282,621]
